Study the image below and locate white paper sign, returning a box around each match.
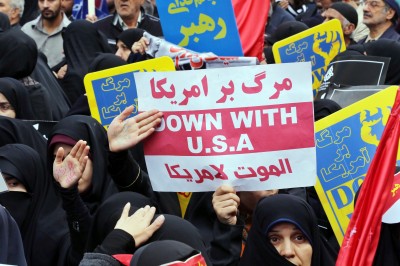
[135,62,316,192]
[0,170,8,193]
[382,172,400,223]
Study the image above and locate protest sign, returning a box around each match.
[318,55,390,93]
[157,0,242,56]
[72,0,109,20]
[273,19,346,94]
[317,85,388,108]
[382,171,400,224]
[314,86,398,244]
[84,57,175,128]
[0,171,7,193]
[135,62,316,192]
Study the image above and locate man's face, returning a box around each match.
[115,0,144,20]
[38,0,62,21]
[316,0,333,10]
[363,0,393,27]
[0,0,12,19]
[322,8,351,35]
[61,0,73,16]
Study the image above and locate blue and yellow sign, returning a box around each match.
[84,56,175,127]
[314,86,398,244]
[273,19,345,94]
[157,0,242,56]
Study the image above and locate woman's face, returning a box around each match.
[53,143,93,194]
[115,40,131,61]
[0,93,16,118]
[267,222,312,266]
[2,173,27,192]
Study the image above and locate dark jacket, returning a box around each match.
[358,25,400,43]
[93,8,163,51]
[111,152,243,266]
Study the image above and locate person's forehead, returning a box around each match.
[368,0,387,5]
[0,0,11,7]
[325,8,345,19]
[0,93,9,102]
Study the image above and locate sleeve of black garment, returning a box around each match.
[94,229,136,255]
[208,218,244,266]
[58,185,93,265]
[108,150,153,197]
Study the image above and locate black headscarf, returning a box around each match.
[89,53,127,72]
[63,20,112,77]
[30,53,71,120]
[130,240,205,266]
[363,39,400,85]
[0,144,69,266]
[47,115,117,213]
[0,205,27,266]
[0,77,34,119]
[0,12,10,32]
[85,192,211,265]
[0,116,47,159]
[61,20,112,104]
[0,29,37,79]
[116,28,149,63]
[85,191,155,251]
[240,194,337,266]
[313,99,342,121]
[117,28,145,48]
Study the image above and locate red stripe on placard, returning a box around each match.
[144,102,314,156]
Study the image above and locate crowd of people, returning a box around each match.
[0,0,400,265]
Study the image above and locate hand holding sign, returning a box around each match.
[53,140,89,189]
[212,185,240,225]
[108,105,163,152]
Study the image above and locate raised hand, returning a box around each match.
[107,105,163,152]
[131,37,150,55]
[114,203,165,247]
[53,140,89,189]
[212,185,240,225]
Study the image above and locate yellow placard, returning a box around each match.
[314,86,398,244]
[273,19,346,93]
[84,56,175,127]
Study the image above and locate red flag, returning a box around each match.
[232,0,270,61]
[336,87,400,266]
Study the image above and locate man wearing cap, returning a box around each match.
[322,2,359,46]
[358,0,400,43]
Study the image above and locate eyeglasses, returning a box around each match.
[0,102,14,112]
[362,0,386,8]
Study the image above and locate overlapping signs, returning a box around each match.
[135,62,316,192]
[273,19,346,94]
[157,0,243,56]
[84,57,175,127]
[314,86,400,244]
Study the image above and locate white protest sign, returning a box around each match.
[0,170,8,193]
[382,171,400,223]
[135,62,316,192]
